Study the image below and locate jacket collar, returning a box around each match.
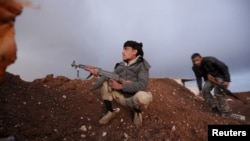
[124,55,141,66]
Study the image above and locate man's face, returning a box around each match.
[122,46,137,61]
[192,56,203,67]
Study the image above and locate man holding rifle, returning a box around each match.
[83,40,152,127]
[191,53,231,117]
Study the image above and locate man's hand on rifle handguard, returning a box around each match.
[223,81,230,88]
[83,66,99,76]
[207,74,230,88]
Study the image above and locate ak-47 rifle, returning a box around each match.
[207,74,247,104]
[71,60,129,89]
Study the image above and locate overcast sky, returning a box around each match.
[7,0,250,92]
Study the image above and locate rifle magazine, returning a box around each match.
[91,75,106,90]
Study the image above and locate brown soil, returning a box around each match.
[0,72,249,141]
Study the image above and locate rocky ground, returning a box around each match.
[0,72,249,141]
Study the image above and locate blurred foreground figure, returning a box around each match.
[0,0,23,82]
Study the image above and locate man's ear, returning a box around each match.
[133,49,138,56]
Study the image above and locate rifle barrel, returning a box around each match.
[217,84,247,104]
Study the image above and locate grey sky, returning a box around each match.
[7,0,250,92]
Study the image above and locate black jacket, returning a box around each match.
[192,56,231,91]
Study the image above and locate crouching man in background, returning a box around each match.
[84,40,153,127]
[191,53,231,117]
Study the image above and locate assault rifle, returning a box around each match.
[207,74,247,104]
[71,60,129,89]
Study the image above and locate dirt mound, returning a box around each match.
[0,72,249,141]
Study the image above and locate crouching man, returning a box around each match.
[84,40,153,127]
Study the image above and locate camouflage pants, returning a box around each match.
[202,78,230,113]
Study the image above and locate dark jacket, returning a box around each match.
[192,56,231,91]
[114,56,151,97]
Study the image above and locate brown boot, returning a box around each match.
[99,111,116,125]
[133,112,142,128]
[211,107,221,115]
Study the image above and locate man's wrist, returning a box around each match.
[118,83,123,90]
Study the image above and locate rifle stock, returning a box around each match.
[207,74,247,104]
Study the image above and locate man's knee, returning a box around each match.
[214,87,223,94]
[133,91,153,110]
[215,93,227,101]
[202,81,214,93]
[202,89,211,96]
[100,81,113,101]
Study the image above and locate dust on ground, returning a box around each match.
[0,72,249,141]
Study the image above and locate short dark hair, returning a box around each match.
[191,53,201,59]
[123,40,144,57]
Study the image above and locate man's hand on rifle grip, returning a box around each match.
[109,79,122,90]
[207,74,216,83]
[223,81,230,88]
